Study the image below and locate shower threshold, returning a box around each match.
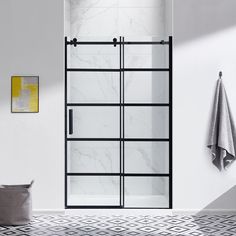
[68,195,169,208]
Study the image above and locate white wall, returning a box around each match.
[0,0,64,210]
[173,0,236,210]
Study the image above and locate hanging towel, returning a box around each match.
[207,78,236,171]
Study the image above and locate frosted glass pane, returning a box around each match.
[125,177,169,207]
[68,72,120,103]
[67,176,120,206]
[124,72,169,103]
[125,107,169,138]
[67,141,120,173]
[125,142,169,173]
[67,107,120,138]
[70,44,119,69]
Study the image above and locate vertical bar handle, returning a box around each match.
[69,109,73,135]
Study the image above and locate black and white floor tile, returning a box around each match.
[0,214,236,235]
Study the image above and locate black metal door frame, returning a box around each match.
[65,36,172,209]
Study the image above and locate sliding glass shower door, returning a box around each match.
[65,36,172,209]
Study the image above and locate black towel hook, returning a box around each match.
[219,71,222,79]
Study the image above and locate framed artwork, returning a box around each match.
[11,76,39,113]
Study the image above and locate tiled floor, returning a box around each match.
[0,214,236,235]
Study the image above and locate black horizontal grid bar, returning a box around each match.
[68,68,119,72]
[66,206,170,209]
[118,207,170,209]
[66,41,169,45]
[67,68,169,72]
[124,41,169,45]
[67,41,116,45]
[125,68,169,71]
[67,138,169,142]
[67,173,169,176]
[66,205,122,209]
[67,103,169,106]
[67,173,120,176]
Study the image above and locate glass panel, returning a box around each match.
[125,177,169,208]
[67,141,120,173]
[125,107,169,138]
[124,39,168,69]
[67,106,120,138]
[125,142,169,173]
[124,72,168,103]
[68,72,120,103]
[67,176,120,206]
[69,44,119,69]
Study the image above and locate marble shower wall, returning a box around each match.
[65,0,172,206]
[66,0,172,38]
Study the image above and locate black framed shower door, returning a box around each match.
[65,36,172,209]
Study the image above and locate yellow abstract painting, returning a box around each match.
[11,76,39,113]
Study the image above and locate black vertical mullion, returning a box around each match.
[119,36,122,207]
[122,36,125,207]
[65,37,68,208]
[169,36,173,209]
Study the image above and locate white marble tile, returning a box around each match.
[68,72,120,103]
[125,142,169,173]
[124,36,168,41]
[125,177,169,207]
[125,72,169,103]
[118,7,166,36]
[69,176,120,195]
[67,141,120,173]
[68,176,120,205]
[68,194,120,205]
[125,107,169,138]
[70,44,119,68]
[125,195,169,208]
[118,0,164,8]
[68,107,120,138]
[70,7,119,37]
[123,44,168,76]
[70,0,118,9]
[68,0,171,37]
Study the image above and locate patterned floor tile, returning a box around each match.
[0,214,236,235]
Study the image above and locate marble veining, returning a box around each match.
[65,0,171,207]
[69,0,168,37]
[70,0,118,9]
[68,72,119,103]
[70,176,119,195]
[68,107,120,138]
[125,107,169,138]
[118,0,165,8]
[125,142,169,173]
[70,7,119,37]
[68,141,119,173]
[125,71,169,103]
[118,7,166,36]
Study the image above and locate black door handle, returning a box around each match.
[69,109,73,135]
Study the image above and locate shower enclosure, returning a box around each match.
[65,36,172,209]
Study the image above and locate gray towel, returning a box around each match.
[207,78,236,171]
